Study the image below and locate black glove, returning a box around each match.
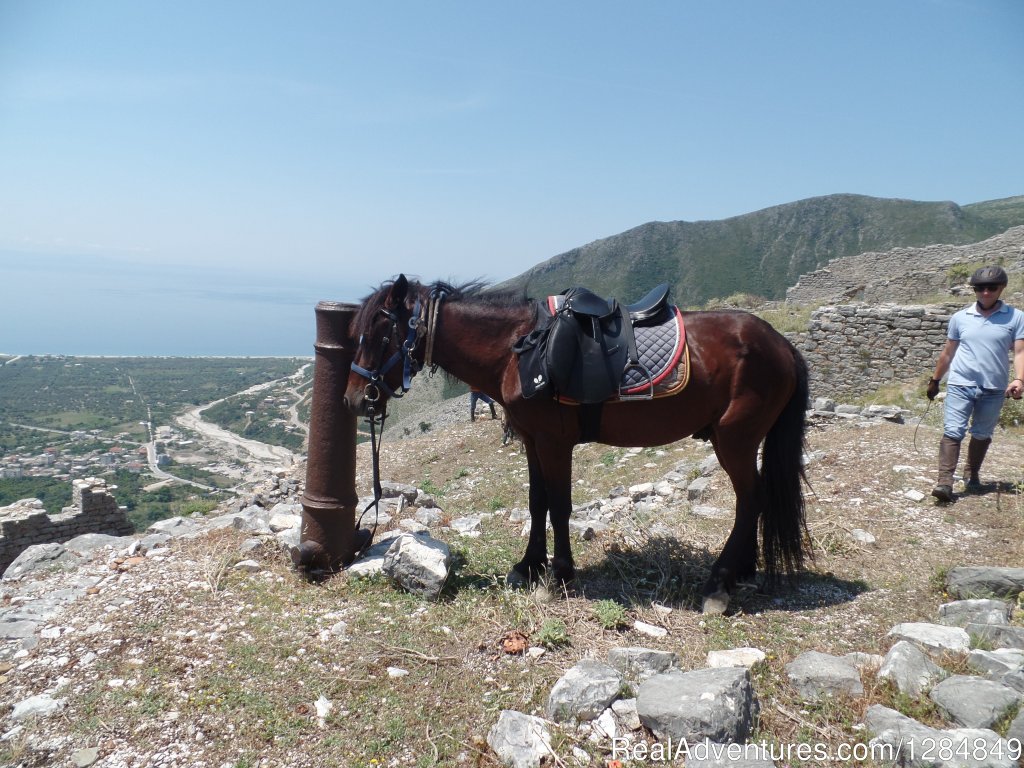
[926,378,940,401]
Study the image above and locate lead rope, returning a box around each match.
[353,402,385,559]
[913,396,935,454]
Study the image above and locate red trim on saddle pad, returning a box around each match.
[620,307,686,395]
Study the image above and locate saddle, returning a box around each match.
[514,283,679,404]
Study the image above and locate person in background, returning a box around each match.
[926,265,1024,502]
[469,387,497,421]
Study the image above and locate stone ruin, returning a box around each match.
[0,477,134,574]
[785,225,1024,399]
[785,225,1024,307]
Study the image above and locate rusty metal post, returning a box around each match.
[296,301,361,570]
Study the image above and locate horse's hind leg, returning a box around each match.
[703,433,764,614]
[508,444,549,586]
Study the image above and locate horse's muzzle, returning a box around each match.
[344,392,381,420]
[342,394,363,416]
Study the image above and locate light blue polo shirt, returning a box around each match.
[947,301,1024,389]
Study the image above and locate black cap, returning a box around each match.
[969,265,1008,286]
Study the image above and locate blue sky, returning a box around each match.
[2,0,1023,305]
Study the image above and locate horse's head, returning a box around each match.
[345,274,424,417]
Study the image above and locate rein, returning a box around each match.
[350,288,447,558]
[913,395,935,454]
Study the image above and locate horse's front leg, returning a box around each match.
[508,444,549,586]
[536,440,576,589]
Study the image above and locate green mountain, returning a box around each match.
[496,194,1024,306]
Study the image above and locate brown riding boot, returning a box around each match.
[931,436,961,502]
[964,436,991,492]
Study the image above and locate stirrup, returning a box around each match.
[618,361,654,401]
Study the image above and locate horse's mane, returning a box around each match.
[353,277,529,334]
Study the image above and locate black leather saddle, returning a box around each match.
[514,283,672,404]
[557,283,670,324]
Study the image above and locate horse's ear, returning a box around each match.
[386,274,409,308]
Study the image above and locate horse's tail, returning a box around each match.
[760,344,811,580]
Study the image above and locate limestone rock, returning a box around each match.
[607,647,677,682]
[11,693,66,720]
[687,477,712,501]
[967,649,1024,679]
[547,658,623,722]
[487,710,554,768]
[945,567,1024,600]
[785,650,863,701]
[1007,708,1024,751]
[938,599,1012,627]
[447,516,483,536]
[379,481,418,504]
[637,667,757,744]
[886,622,970,655]
[381,533,451,600]
[929,675,1023,729]
[878,640,947,697]
[147,516,200,536]
[964,623,1024,651]
[63,533,134,556]
[706,647,766,669]
[2,543,75,581]
[866,704,1018,768]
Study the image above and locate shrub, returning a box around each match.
[592,600,629,630]
[536,618,570,648]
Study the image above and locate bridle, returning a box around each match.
[348,286,447,555]
[351,295,423,406]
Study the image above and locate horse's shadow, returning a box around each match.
[572,535,868,614]
[446,535,869,615]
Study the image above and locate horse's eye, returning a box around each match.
[358,334,365,345]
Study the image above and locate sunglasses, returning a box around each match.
[973,284,1002,293]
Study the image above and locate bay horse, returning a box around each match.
[344,275,810,613]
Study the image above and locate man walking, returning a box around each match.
[469,387,498,421]
[927,265,1024,501]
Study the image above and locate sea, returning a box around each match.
[1,251,372,357]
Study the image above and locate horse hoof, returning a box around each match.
[701,590,730,615]
[505,569,531,589]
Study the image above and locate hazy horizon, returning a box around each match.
[0,254,355,357]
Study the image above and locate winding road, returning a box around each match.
[173,374,304,473]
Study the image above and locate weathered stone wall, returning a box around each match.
[786,226,1024,306]
[0,478,134,574]
[792,302,970,399]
